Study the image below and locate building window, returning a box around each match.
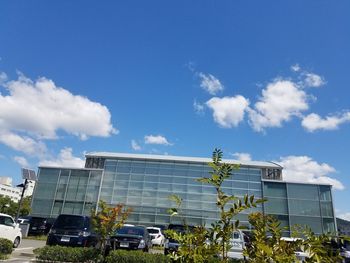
[262,168,282,180]
[85,157,105,169]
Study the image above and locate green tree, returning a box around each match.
[166,195,218,263]
[91,200,131,254]
[293,226,346,263]
[167,149,265,263]
[197,149,265,262]
[244,212,299,263]
[18,196,31,216]
[0,195,32,218]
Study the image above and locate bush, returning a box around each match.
[0,238,13,255]
[105,250,170,263]
[0,253,10,260]
[33,245,102,262]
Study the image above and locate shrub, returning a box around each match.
[33,245,102,262]
[0,253,10,260]
[0,238,13,255]
[105,250,170,263]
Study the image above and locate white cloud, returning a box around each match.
[0,131,46,156]
[198,72,224,95]
[144,135,172,146]
[0,72,116,155]
[291,64,301,72]
[232,152,252,162]
[248,79,309,132]
[131,140,141,151]
[206,95,250,128]
[303,73,325,88]
[0,73,116,139]
[193,100,205,114]
[338,212,350,221]
[39,147,85,168]
[302,112,350,132]
[278,155,344,190]
[13,156,29,167]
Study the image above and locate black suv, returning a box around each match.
[109,225,152,252]
[46,214,97,247]
[20,216,53,236]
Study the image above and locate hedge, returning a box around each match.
[0,238,13,255]
[33,245,102,262]
[105,250,170,263]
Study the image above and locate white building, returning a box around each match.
[0,177,21,202]
[0,176,35,202]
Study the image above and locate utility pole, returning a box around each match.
[15,179,28,220]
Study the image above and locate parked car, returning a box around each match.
[147,227,165,246]
[340,240,350,263]
[281,237,309,262]
[227,230,246,259]
[153,224,167,232]
[164,224,194,255]
[24,216,52,236]
[0,213,22,248]
[46,214,97,247]
[109,225,152,252]
[16,218,30,224]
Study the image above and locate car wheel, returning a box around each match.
[13,237,20,248]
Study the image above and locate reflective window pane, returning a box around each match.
[263,182,287,198]
[288,184,319,200]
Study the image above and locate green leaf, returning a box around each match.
[168,194,182,206]
[235,220,240,228]
[167,208,178,216]
[244,194,248,205]
[256,198,267,204]
[197,178,210,184]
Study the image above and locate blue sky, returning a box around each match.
[0,1,350,219]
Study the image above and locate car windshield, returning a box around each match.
[53,215,87,229]
[233,232,240,239]
[117,226,144,236]
[31,217,46,226]
[147,228,160,234]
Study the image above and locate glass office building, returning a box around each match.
[31,152,336,235]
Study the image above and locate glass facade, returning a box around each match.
[32,168,102,218]
[263,181,335,234]
[31,153,336,235]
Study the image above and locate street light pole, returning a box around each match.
[15,179,28,220]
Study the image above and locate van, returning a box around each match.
[46,214,97,247]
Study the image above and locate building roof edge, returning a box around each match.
[85,151,282,168]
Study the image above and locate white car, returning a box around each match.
[281,237,309,262]
[147,227,165,246]
[17,218,30,224]
[227,230,246,259]
[0,213,22,248]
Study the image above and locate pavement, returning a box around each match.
[2,239,46,263]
